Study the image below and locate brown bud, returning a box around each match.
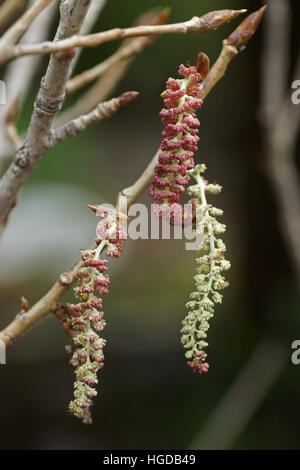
[118,91,139,107]
[200,9,247,32]
[226,6,267,49]
[20,296,29,314]
[196,52,210,79]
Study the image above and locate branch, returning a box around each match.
[0,9,246,64]
[0,0,93,228]
[0,0,26,31]
[0,7,265,347]
[0,262,81,347]
[0,0,54,53]
[49,91,139,146]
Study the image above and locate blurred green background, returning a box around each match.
[0,0,299,450]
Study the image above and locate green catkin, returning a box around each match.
[181,164,230,374]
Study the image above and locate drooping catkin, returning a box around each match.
[181,164,230,374]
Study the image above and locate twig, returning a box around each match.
[0,0,26,31]
[0,0,93,229]
[188,337,286,449]
[49,91,139,146]
[4,94,22,149]
[0,9,246,64]
[0,0,54,53]
[0,265,81,346]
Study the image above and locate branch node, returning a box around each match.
[59,272,72,286]
[14,150,29,169]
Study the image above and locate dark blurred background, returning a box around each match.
[0,0,299,450]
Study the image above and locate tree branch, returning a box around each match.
[0,9,246,64]
[49,91,139,146]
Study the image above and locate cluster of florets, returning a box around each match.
[150,64,203,223]
[95,206,127,257]
[181,164,230,374]
[68,208,126,424]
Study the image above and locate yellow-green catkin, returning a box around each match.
[181,164,230,374]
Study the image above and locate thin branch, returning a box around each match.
[0,0,54,53]
[0,0,26,31]
[0,264,81,347]
[0,9,246,64]
[49,91,139,146]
